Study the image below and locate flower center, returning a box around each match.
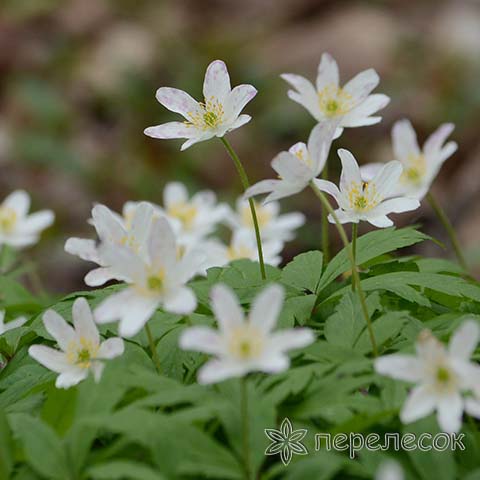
[227,243,254,261]
[401,154,426,185]
[318,85,353,117]
[168,202,198,229]
[348,181,380,212]
[228,325,264,360]
[0,207,17,233]
[147,269,165,292]
[66,337,99,369]
[241,203,272,229]
[186,97,224,131]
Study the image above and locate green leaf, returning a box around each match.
[278,294,316,328]
[0,408,13,480]
[41,385,77,435]
[87,460,166,480]
[281,251,323,293]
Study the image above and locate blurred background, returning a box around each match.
[1,0,479,294]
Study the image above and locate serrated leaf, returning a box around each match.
[281,251,323,293]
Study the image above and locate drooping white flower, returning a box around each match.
[0,310,27,335]
[28,298,124,389]
[180,283,314,384]
[144,60,257,150]
[0,190,54,249]
[160,181,228,247]
[375,321,480,433]
[245,122,336,203]
[281,53,390,138]
[94,217,202,337]
[65,201,159,287]
[313,149,420,228]
[361,119,458,200]
[376,461,404,480]
[226,197,305,242]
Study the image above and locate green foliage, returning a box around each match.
[0,227,479,479]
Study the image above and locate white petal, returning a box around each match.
[368,197,420,217]
[55,369,88,389]
[210,284,244,333]
[28,345,71,373]
[312,179,342,205]
[254,353,290,374]
[3,190,30,217]
[91,204,125,244]
[271,151,312,183]
[224,85,257,120]
[400,385,437,424]
[155,87,202,120]
[360,162,384,182]
[198,359,248,384]
[341,94,390,127]
[392,119,420,162]
[375,461,404,480]
[148,216,176,273]
[43,310,76,351]
[449,320,480,361]
[84,267,120,287]
[163,286,197,315]
[437,392,463,433]
[268,328,315,353]
[281,73,320,120]
[180,133,214,150]
[144,121,199,140]
[2,316,27,332]
[65,238,99,263]
[424,123,455,158]
[203,60,231,103]
[367,215,394,228]
[327,208,358,225]
[465,397,480,419]
[263,182,305,203]
[371,160,403,199]
[307,121,336,176]
[179,326,224,355]
[72,297,99,345]
[343,68,380,104]
[91,362,105,383]
[250,284,284,333]
[98,337,124,359]
[226,114,252,131]
[316,52,339,91]
[98,243,146,283]
[164,181,188,207]
[338,149,362,192]
[374,354,423,382]
[244,179,281,199]
[17,211,54,235]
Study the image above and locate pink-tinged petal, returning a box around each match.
[55,369,88,389]
[343,68,380,104]
[155,87,202,120]
[144,122,198,140]
[91,205,125,244]
[392,119,420,162]
[316,52,339,91]
[368,198,420,218]
[203,60,231,103]
[424,123,455,158]
[28,345,71,373]
[3,190,30,217]
[250,284,284,333]
[437,392,463,433]
[179,326,224,355]
[371,160,403,200]
[210,284,244,333]
[367,215,394,228]
[198,358,248,384]
[226,114,252,132]
[43,310,76,351]
[341,94,390,127]
[268,328,315,353]
[400,385,436,424]
[374,354,423,382]
[163,286,197,315]
[449,320,480,361]
[224,84,257,120]
[65,238,99,263]
[271,151,312,183]
[98,337,124,359]
[73,297,99,345]
[338,149,362,192]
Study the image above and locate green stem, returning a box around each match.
[220,137,266,280]
[311,182,378,357]
[240,377,252,480]
[145,323,162,375]
[427,192,468,271]
[351,223,358,292]
[321,163,330,262]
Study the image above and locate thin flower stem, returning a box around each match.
[351,222,358,292]
[427,192,468,271]
[321,164,330,262]
[220,137,266,280]
[310,182,378,357]
[240,377,252,480]
[145,323,162,375]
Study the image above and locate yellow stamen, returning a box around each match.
[228,325,264,360]
[318,84,353,117]
[185,96,224,131]
[0,207,17,233]
[168,202,198,229]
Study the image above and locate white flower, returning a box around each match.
[375,321,480,433]
[226,197,305,242]
[313,149,420,228]
[28,298,124,389]
[144,60,257,150]
[244,122,336,203]
[65,201,159,287]
[161,181,228,246]
[179,284,314,384]
[94,217,202,337]
[361,120,458,200]
[203,230,284,269]
[281,53,390,138]
[376,461,404,480]
[0,190,54,249]
[0,310,27,335]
